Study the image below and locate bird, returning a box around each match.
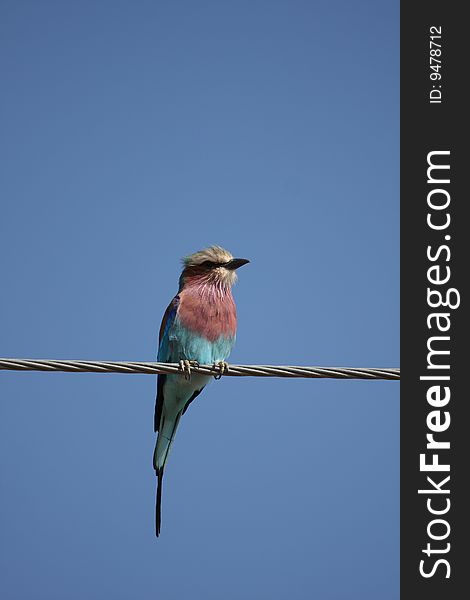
[153,245,249,536]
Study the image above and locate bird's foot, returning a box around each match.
[213,361,229,380]
[179,360,199,380]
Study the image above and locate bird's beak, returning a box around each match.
[225,258,250,270]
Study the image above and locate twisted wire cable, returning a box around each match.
[0,358,400,380]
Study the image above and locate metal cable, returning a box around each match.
[0,358,400,380]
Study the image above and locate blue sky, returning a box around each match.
[0,1,399,598]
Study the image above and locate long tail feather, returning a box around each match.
[153,411,182,536]
[156,469,163,537]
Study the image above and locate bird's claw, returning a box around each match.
[179,360,199,380]
[213,361,229,380]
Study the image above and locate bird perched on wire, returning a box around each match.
[153,245,249,536]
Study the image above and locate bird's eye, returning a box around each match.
[201,260,215,268]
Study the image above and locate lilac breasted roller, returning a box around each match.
[153,246,249,536]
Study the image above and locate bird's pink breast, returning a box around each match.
[178,284,237,341]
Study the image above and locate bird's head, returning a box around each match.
[179,245,249,290]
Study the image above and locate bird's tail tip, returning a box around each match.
[156,468,164,537]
